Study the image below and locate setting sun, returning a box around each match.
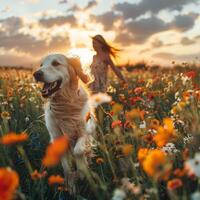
[67,48,94,71]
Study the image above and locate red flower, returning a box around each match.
[111,120,122,128]
[185,71,196,78]
[130,97,145,105]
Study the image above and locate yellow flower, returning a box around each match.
[1,112,10,120]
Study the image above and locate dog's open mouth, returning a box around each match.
[41,79,62,98]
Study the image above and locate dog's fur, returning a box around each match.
[34,54,97,191]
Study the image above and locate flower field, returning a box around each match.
[1,66,200,200]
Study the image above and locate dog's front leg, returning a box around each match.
[61,153,78,194]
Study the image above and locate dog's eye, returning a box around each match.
[40,63,43,67]
[52,60,60,67]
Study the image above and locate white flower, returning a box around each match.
[112,189,126,200]
[191,191,200,200]
[139,121,146,129]
[161,143,179,154]
[185,153,200,177]
[90,93,112,108]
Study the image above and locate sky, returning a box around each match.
[0,0,200,67]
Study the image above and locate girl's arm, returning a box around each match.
[105,54,126,82]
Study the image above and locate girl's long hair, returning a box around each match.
[92,35,120,59]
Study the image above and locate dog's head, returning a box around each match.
[33,54,89,98]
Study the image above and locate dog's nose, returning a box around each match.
[33,70,44,81]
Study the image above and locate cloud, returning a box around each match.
[115,32,134,45]
[114,13,198,45]
[151,39,164,48]
[114,0,199,20]
[84,0,98,10]
[1,6,11,13]
[39,15,77,28]
[180,37,195,46]
[90,11,121,30]
[58,0,67,4]
[171,13,199,32]
[0,16,24,33]
[0,32,70,56]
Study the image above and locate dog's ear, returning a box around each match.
[67,57,89,84]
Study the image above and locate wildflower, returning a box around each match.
[111,103,123,114]
[31,170,47,181]
[42,135,69,167]
[142,149,172,180]
[173,168,187,177]
[139,121,146,129]
[111,120,122,129]
[96,157,104,164]
[161,143,179,154]
[134,87,144,94]
[57,186,68,191]
[191,191,200,200]
[121,178,141,195]
[185,153,200,177]
[130,97,145,105]
[126,108,145,121]
[149,119,160,130]
[111,188,126,200]
[48,175,64,185]
[167,178,183,190]
[0,132,28,145]
[137,148,149,163]
[153,118,175,147]
[90,93,112,108]
[1,111,11,120]
[185,71,196,79]
[0,168,19,200]
[122,144,133,156]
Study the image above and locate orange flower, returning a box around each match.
[96,157,104,164]
[153,118,175,147]
[42,135,69,167]
[167,178,183,190]
[173,168,187,177]
[31,170,47,181]
[111,103,123,114]
[48,175,64,185]
[137,148,149,163]
[111,120,122,128]
[126,108,145,121]
[0,168,19,200]
[122,144,133,156]
[0,132,28,145]
[142,149,172,180]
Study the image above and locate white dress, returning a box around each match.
[89,55,108,93]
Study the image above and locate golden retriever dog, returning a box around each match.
[33,54,104,192]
